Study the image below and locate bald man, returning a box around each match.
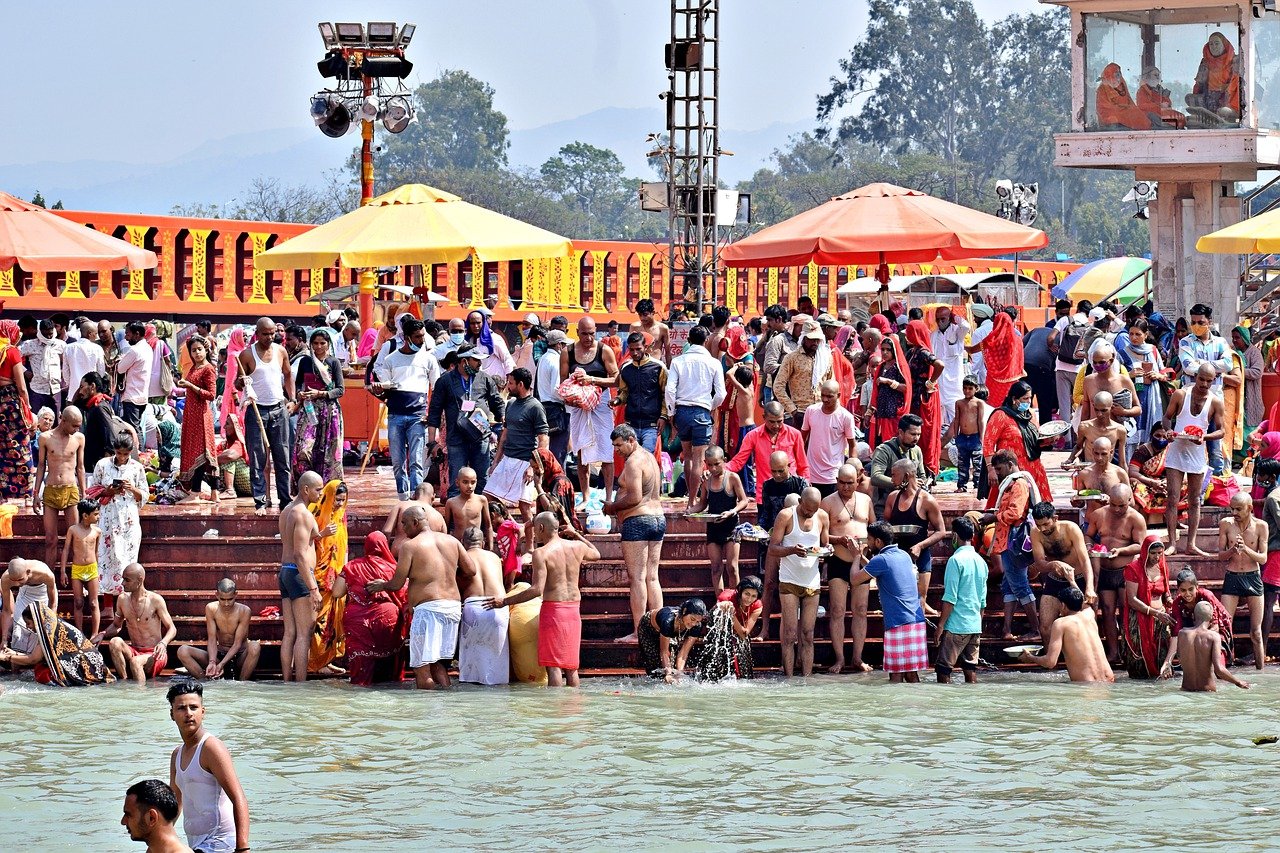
[755,449,810,641]
[278,471,329,682]
[1176,601,1251,691]
[561,315,620,498]
[0,558,58,653]
[768,487,829,677]
[1074,435,1130,532]
[820,462,873,673]
[33,406,86,567]
[801,379,858,498]
[1218,491,1267,669]
[94,564,177,684]
[1090,482,1147,662]
[1164,364,1225,556]
[1070,391,1130,469]
[236,317,296,513]
[486,511,600,687]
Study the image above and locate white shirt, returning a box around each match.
[536,348,564,403]
[116,339,154,405]
[375,346,441,394]
[665,344,727,413]
[63,338,105,396]
[931,318,969,404]
[969,322,991,383]
[479,333,514,380]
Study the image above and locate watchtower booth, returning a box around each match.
[1049,0,1280,323]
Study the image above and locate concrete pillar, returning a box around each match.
[1148,179,1241,327]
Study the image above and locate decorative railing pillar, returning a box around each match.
[124,225,149,300]
[188,229,213,302]
[247,233,271,304]
[590,251,608,313]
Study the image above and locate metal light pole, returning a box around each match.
[358,73,377,326]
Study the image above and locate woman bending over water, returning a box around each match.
[638,598,708,682]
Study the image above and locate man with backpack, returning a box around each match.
[1049,299,1092,448]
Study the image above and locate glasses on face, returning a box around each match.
[837,479,856,485]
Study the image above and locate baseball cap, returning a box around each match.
[523,313,539,326]
[461,344,490,360]
[545,330,569,346]
[817,313,841,328]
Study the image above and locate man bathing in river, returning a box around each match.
[120,779,192,853]
[1091,483,1147,663]
[487,511,600,687]
[167,679,250,853]
[1029,502,1096,641]
[1174,601,1251,691]
[94,564,177,684]
[604,424,665,644]
[278,471,330,684]
[175,579,261,682]
[457,527,510,686]
[369,505,476,689]
[820,462,873,673]
[1021,587,1115,683]
[0,557,58,653]
[1217,492,1267,670]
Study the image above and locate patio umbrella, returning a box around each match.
[305,283,448,303]
[0,191,156,272]
[255,183,573,271]
[1050,257,1151,304]
[721,183,1048,281]
[1195,208,1280,254]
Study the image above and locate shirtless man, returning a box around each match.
[487,511,601,687]
[604,424,665,643]
[94,564,177,684]
[1029,501,1096,640]
[0,558,58,652]
[1090,483,1147,662]
[443,468,493,550]
[236,316,296,514]
[1073,436,1130,532]
[120,779,192,853]
[820,462,874,673]
[175,579,262,681]
[368,505,477,689]
[382,482,447,545]
[32,406,86,567]
[1164,364,1224,556]
[1021,586,1115,683]
[629,298,671,363]
[1067,392,1129,468]
[1217,491,1267,669]
[278,471,329,683]
[456,527,510,685]
[1173,601,1251,691]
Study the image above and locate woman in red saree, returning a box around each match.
[177,335,220,503]
[870,336,912,444]
[0,319,34,499]
[904,320,944,475]
[984,381,1052,507]
[1121,535,1174,678]
[335,531,407,686]
[980,311,1026,416]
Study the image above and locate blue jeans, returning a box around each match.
[1207,437,1225,476]
[738,425,756,496]
[1000,550,1035,605]
[246,402,291,508]
[386,413,425,497]
[633,425,659,454]
[954,432,981,490]
[446,438,493,499]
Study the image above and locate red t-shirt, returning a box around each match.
[495,519,521,578]
[717,588,762,626]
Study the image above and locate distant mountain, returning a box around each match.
[507,106,809,185]
[0,109,808,215]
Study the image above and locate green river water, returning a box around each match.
[1,670,1277,851]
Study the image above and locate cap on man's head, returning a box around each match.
[326,309,345,324]
[545,330,569,347]
[817,313,841,328]
[463,344,490,360]
[802,321,824,341]
[524,313,539,326]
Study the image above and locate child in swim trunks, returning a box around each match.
[60,499,102,639]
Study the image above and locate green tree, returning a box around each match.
[541,142,626,215]
[30,190,45,208]
[379,70,510,174]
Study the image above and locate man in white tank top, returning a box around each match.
[236,318,296,513]
[1162,364,1225,556]
[767,487,829,677]
[167,678,249,853]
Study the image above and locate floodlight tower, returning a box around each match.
[313,21,416,326]
[665,0,720,313]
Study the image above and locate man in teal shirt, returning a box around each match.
[936,516,989,683]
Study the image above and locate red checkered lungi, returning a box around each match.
[882,620,928,673]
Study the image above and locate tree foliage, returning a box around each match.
[379,69,510,174]
[170,173,356,224]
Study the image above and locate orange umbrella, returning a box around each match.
[0,191,157,272]
[721,183,1048,282]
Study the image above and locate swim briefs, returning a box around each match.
[1041,573,1086,603]
[71,562,99,583]
[278,563,312,600]
[621,513,666,542]
[1223,569,1264,599]
[43,484,80,511]
[778,581,819,598]
[1097,567,1127,592]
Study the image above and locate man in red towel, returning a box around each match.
[486,511,600,687]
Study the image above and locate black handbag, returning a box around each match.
[543,401,567,436]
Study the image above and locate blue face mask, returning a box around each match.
[449,332,465,345]
[407,342,421,353]
[1015,401,1031,414]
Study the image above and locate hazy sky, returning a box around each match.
[2,0,1042,165]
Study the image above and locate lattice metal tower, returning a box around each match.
[665,0,720,313]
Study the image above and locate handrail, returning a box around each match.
[1098,264,1152,306]
[1243,173,1280,216]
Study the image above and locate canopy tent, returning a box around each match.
[1194,208,1280,254]
[1049,257,1151,304]
[0,191,156,272]
[305,283,448,304]
[255,183,573,272]
[721,183,1048,280]
[836,271,1041,296]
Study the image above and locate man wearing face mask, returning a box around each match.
[427,343,505,500]
[433,318,468,362]
[1177,304,1231,475]
[930,306,969,429]
[376,318,442,501]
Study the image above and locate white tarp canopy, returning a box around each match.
[836,271,1041,296]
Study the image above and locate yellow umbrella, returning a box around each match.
[255,183,573,271]
[1195,208,1280,254]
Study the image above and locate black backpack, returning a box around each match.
[1056,318,1086,365]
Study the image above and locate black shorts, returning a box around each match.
[707,517,738,546]
[278,564,310,600]
[1223,570,1264,598]
[1042,573,1085,603]
[826,555,854,585]
[1098,567,1127,592]
[813,482,837,498]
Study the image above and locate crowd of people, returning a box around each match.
[1,293,1275,714]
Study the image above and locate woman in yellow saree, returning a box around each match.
[308,480,349,674]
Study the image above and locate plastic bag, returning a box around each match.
[557,377,602,411]
[1205,473,1240,508]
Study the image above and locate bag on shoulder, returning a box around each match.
[1057,319,1086,366]
[543,401,568,436]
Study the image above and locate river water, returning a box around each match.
[2,670,1277,851]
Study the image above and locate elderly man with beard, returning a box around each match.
[774,320,833,430]
[930,306,970,429]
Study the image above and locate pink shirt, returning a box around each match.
[801,403,856,484]
[727,424,809,502]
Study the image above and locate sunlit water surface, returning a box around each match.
[1,670,1277,851]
